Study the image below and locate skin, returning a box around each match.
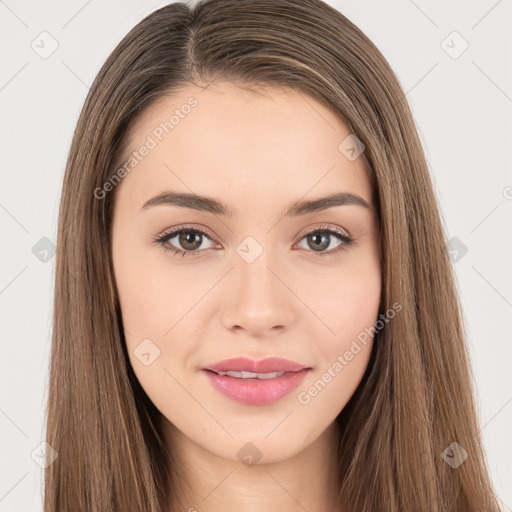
[111,81,381,512]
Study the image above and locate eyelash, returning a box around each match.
[152,224,354,259]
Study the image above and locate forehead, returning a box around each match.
[113,82,372,214]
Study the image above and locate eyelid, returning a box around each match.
[157,224,219,242]
[294,223,351,240]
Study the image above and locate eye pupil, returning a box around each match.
[308,233,330,252]
[179,231,202,250]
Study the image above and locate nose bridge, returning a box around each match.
[235,233,282,303]
[221,233,294,333]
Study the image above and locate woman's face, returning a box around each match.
[111,82,381,465]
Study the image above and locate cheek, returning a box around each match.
[113,239,194,338]
[301,258,381,401]
[113,256,195,407]
[113,249,208,392]
[337,275,381,340]
[310,258,381,343]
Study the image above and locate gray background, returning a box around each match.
[1,1,510,510]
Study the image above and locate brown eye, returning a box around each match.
[305,232,332,252]
[153,227,218,257]
[296,227,354,257]
[177,231,203,251]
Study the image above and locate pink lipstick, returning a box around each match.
[202,357,311,405]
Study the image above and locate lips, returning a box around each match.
[201,357,312,405]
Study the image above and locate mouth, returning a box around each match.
[201,357,311,405]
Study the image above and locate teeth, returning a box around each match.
[215,370,286,379]
[257,371,284,380]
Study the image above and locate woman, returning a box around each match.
[44,0,500,510]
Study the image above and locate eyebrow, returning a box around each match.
[139,191,371,217]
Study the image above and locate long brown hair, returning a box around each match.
[44,0,500,510]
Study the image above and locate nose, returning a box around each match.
[220,248,296,338]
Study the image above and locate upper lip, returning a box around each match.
[203,357,310,374]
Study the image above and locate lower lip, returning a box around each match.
[202,369,310,405]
